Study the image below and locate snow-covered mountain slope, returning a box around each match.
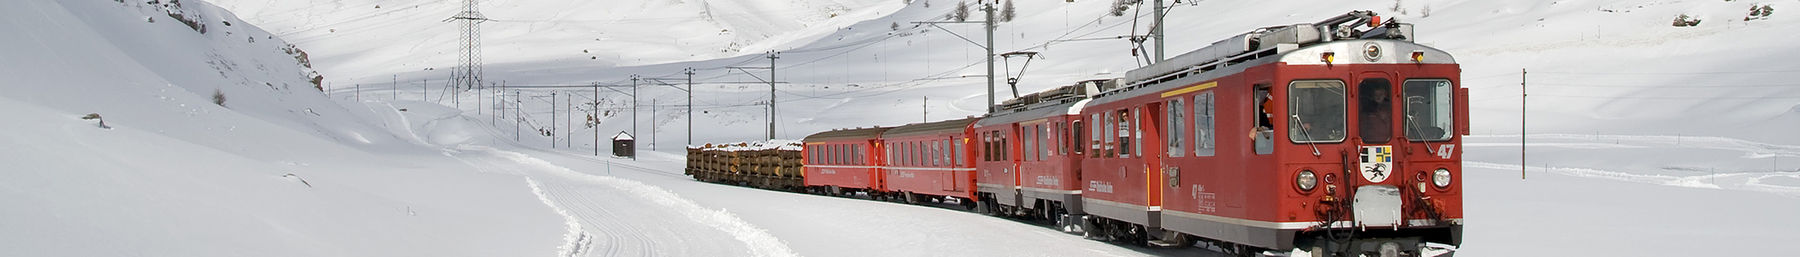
[0,1,562,256]
[206,0,899,83]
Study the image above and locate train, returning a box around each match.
[688,11,1464,257]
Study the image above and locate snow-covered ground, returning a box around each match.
[5,0,1800,256]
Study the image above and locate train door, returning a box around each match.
[1354,72,1398,185]
[941,138,956,192]
[1142,104,1165,209]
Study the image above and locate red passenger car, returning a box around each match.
[973,81,1101,225]
[877,118,979,205]
[802,127,889,196]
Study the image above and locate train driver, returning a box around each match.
[1248,90,1274,139]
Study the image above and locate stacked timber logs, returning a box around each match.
[686,140,805,191]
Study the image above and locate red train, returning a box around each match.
[794,11,1463,257]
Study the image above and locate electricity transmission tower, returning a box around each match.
[446,0,487,92]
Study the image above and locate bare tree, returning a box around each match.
[1002,0,1016,22]
[954,1,970,22]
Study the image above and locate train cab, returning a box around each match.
[1078,11,1465,256]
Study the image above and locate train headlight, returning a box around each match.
[1297,170,1318,191]
[1433,168,1452,188]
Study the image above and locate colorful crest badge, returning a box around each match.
[1360,145,1393,183]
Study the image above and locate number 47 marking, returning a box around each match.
[1436,145,1456,159]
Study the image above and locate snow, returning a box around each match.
[4,0,1800,256]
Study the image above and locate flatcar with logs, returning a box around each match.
[688,11,1465,257]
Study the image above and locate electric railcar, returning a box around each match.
[788,11,1464,257]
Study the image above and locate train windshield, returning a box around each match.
[1404,79,1455,141]
[1358,78,1395,144]
[1289,80,1347,143]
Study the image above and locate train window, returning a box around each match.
[1039,125,1051,160]
[1090,114,1102,157]
[936,140,945,166]
[941,139,952,166]
[1404,79,1455,141]
[1126,108,1140,158]
[902,142,910,166]
[993,131,1002,161]
[1094,110,1108,156]
[919,141,928,166]
[1001,132,1010,161]
[897,142,906,166]
[911,142,920,166]
[936,140,950,166]
[1168,99,1185,157]
[955,139,966,166]
[1116,109,1134,158]
[1195,92,1217,156]
[1358,78,1395,144]
[1056,122,1068,155]
[855,145,864,165]
[1073,120,1085,156]
[1029,126,1044,162]
[986,131,1000,161]
[1290,80,1348,144]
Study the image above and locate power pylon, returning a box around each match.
[446,0,487,92]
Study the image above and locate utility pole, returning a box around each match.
[658,97,666,150]
[423,79,428,102]
[551,91,558,149]
[392,75,397,100]
[356,84,360,101]
[1521,68,1527,180]
[768,52,779,140]
[984,0,996,113]
[515,89,521,141]
[567,92,573,148]
[729,59,781,141]
[923,96,928,122]
[593,82,599,156]
[1152,0,1166,61]
[632,75,640,148]
[686,68,694,147]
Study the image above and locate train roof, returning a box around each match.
[977,99,1087,127]
[803,126,890,142]
[885,117,979,138]
[1088,11,1455,106]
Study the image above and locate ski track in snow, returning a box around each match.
[526,178,594,257]
[470,146,799,257]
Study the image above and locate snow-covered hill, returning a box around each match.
[206,0,899,83]
[0,1,562,256]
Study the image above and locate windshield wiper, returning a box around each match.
[1406,114,1438,156]
[1290,114,1323,156]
